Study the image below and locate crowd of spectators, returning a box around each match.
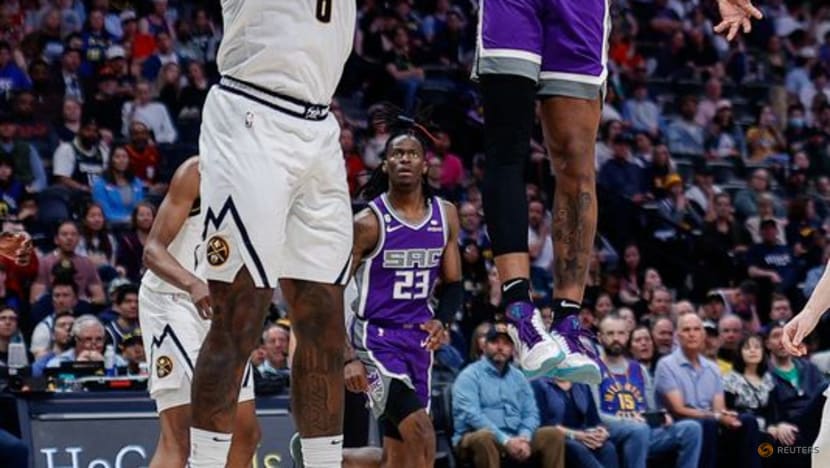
[0,0,829,467]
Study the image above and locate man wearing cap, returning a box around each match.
[453,323,565,467]
[52,114,109,193]
[702,319,733,375]
[119,329,146,375]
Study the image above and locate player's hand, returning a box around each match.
[0,231,32,266]
[714,0,763,41]
[782,310,820,356]
[188,280,213,320]
[344,359,369,393]
[420,319,444,351]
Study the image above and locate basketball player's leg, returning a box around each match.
[476,0,564,379]
[228,400,261,467]
[379,378,435,468]
[150,404,190,467]
[190,271,271,460]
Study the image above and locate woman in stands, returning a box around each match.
[92,145,145,227]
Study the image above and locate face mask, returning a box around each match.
[789,117,805,129]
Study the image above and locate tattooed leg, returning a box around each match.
[281,278,345,437]
[540,96,601,304]
[191,268,272,432]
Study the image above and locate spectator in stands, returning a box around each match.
[618,243,645,308]
[28,58,63,119]
[0,111,47,192]
[420,0,450,44]
[76,202,117,271]
[431,7,473,70]
[630,325,656,374]
[120,80,177,144]
[176,8,221,68]
[178,61,209,121]
[705,100,746,160]
[651,316,674,359]
[457,201,489,251]
[141,0,176,39]
[83,66,125,136]
[56,47,85,102]
[769,294,793,322]
[124,120,163,191]
[666,95,705,156]
[528,199,553,302]
[30,280,82,358]
[52,114,109,193]
[594,314,702,468]
[623,82,660,139]
[646,144,676,196]
[342,127,365,196]
[702,320,732,375]
[599,132,650,201]
[746,219,798,296]
[46,314,126,368]
[81,8,112,69]
[0,306,23,367]
[432,130,464,192]
[722,334,781,434]
[383,27,425,114]
[0,154,25,218]
[92,144,145,226]
[645,286,673,323]
[103,282,138,347]
[800,66,830,116]
[31,311,74,377]
[30,221,105,305]
[23,8,65,65]
[532,376,617,468]
[115,201,154,281]
[654,173,703,239]
[0,40,31,93]
[13,88,59,157]
[103,44,135,98]
[142,31,180,82]
[255,323,290,380]
[734,169,784,220]
[686,166,721,218]
[699,193,752,291]
[695,78,722,127]
[746,105,786,163]
[655,312,761,468]
[595,119,623,169]
[745,193,786,245]
[119,329,146,375]
[718,314,744,364]
[56,96,82,142]
[453,324,565,467]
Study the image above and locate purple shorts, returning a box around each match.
[475,0,611,99]
[352,321,432,418]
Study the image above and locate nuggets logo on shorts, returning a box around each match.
[206,236,230,266]
[156,355,173,378]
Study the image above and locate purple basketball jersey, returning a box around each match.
[354,194,448,324]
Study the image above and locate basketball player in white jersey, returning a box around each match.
[139,156,260,467]
[191,1,357,467]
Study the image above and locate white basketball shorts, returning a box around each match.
[198,83,353,289]
[138,286,255,413]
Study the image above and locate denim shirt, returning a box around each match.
[452,357,539,446]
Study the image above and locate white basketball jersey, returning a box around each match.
[141,203,205,294]
[217,0,356,105]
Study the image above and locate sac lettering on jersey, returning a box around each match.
[383,249,443,269]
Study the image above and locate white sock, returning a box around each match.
[301,435,343,468]
[188,427,232,468]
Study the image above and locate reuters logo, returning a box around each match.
[758,442,774,458]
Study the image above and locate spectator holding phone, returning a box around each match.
[594,314,702,468]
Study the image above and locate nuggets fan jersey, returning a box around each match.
[354,195,449,324]
[217,0,356,105]
[141,199,205,294]
[599,360,648,417]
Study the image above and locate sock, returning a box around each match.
[501,277,532,306]
[188,427,232,468]
[552,297,581,328]
[301,435,343,468]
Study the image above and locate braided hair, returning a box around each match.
[357,104,439,205]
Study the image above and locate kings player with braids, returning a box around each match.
[293,110,462,468]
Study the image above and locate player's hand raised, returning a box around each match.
[420,319,445,351]
[188,280,213,320]
[714,0,763,41]
[782,310,820,356]
[344,359,369,393]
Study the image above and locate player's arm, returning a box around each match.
[343,208,380,393]
[423,201,463,350]
[141,156,211,318]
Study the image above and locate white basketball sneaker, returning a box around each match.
[549,315,602,384]
[504,301,565,380]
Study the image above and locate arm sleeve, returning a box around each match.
[435,281,462,325]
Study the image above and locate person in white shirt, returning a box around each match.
[120,80,177,144]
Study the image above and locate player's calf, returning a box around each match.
[397,411,436,468]
[228,400,261,468]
